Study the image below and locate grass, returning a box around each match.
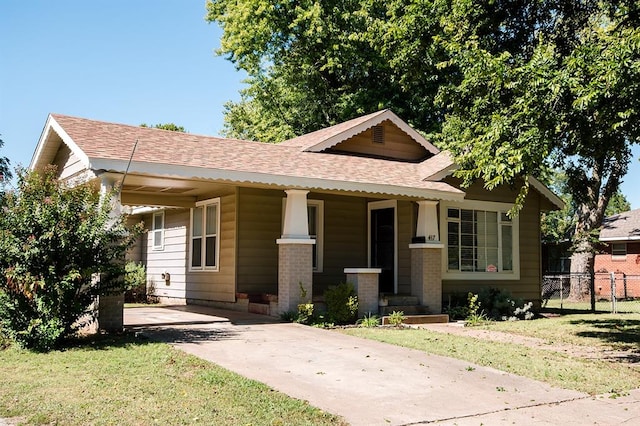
[0,333,344,426]
[342,319,640,395]
[543,298,640,313]
[480,313,640,351]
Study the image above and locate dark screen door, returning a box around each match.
[370,207,395,293]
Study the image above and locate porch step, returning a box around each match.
[248,302,270,316]
[381,314,449,325]
[379,304,430,316]
[385,295,420,306]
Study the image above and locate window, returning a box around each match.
[152,211,164,250]
[441,201,519,279]
[282,198,324,272]
[307,200,324,272]
[612,243,627,258]
[190,198,220,271]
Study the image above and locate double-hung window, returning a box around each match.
[152,211,164,250]
[190,198,220,271]
[442,201,519,279]
[611,243,627,259]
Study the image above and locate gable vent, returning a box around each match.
[372,125,385,144]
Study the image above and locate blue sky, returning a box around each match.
[2,1,640,208]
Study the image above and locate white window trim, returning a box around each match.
[367,199,398,293]
[152,211,164,251]
[440,200,520,280]
[611,242,627,260]
[189,197,221,272]
[281,198,324,272]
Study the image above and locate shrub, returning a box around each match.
[0,167,140,351]
[324,282,358,324]
[124,261,147,303]
[474,287,534,321]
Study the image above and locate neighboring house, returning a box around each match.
[595,209,640,298]
[30,110,562,320]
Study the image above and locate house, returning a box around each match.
[30,110,563,327]
[595,209,640,299]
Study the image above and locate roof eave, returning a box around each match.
[92,158,465,201]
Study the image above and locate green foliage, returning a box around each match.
[469,288,534,323]
[205,0,448,142]
[324,282,358,325]
[124,261,147,303]
[387,310,406,327]
[0,134,11,187]
[357,312,380,328]
[0,167,140,351]
[139,123,186,132]
[464,293,487,327]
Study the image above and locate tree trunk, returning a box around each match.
[568,244,594,301]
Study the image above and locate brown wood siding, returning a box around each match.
[312,194,367,294]
[53,144,85,180]
[236,188,282,294]
[442,179,543,302]
[330,120,428,161]
[397,200,414,294]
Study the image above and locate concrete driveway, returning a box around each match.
[125,305,639,425]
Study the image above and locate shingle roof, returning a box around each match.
[600,209,640,241]
[33,113,465,200]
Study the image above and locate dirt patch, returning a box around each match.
[417,322,640,365]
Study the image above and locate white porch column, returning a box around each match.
[416,200,439,242]
[282,189,310,239]
[277,189,315,313]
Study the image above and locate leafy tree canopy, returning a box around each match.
[205,0,449,142]
[140,123,187,132]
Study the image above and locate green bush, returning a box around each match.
[0,167,140,351]
[324,282,358,324]
[475,287,534,321]
[124,261,147,303]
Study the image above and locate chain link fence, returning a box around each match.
[541,273,640,313]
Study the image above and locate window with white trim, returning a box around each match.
[611,243,627,258]
[281,198,324,272]
[190,198,220,271]
[152,211,164,250]
[442,201,519,279]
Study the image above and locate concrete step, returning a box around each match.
[379,304,429,316]
[384,295,419,306]
[381,314,449,325]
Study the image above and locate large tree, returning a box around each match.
[437,1,640,299]
[205,0,448,141]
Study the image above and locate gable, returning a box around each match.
[327,120,430,161]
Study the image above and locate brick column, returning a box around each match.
[410,244,443,314]
[96,294,125,332]
[345,268,381,318]
[277,241,314,313]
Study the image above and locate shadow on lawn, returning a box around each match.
[569,318,640,357]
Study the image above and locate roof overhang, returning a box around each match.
[30,114,91,171]
[93,158,466,202]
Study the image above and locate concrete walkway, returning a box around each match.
[125,306,640,425]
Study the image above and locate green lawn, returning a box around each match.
[480,312,640,351]
[342,314,640,396]
[0,333,344,426]
[543,298,640,314]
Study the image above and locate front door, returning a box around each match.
[369,202,396,293]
